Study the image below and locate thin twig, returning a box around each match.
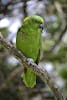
[50,1,67,51]
[0,33,66,100]
[41,2,67,61]
[51,1,67,50]
[48,24,67,51]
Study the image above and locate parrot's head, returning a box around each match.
[23,15,44,33]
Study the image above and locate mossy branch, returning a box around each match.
[0,32,66,100]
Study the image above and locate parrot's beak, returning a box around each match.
[40,23,44,32]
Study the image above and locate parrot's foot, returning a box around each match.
[27,58,34,64]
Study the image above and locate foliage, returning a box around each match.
[0,0,67,100]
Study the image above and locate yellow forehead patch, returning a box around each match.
[41,18,44,23]
[23,15,44,23]
[34,15,44,23]
[23,17,30,22]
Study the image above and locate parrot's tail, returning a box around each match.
[21,68,36,88]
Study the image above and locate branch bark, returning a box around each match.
[0,33,66,100]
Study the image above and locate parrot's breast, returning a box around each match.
[16,30,41,62]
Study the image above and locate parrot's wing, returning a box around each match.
[17,25,24,38]
[35,48,40,65]
[35,33,42,65]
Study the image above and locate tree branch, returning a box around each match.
[50,1,67,51]
[41,2,67,61]
[51,1,67,50]
[0,33,66,100]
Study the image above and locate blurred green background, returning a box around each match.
[0,0,67,100]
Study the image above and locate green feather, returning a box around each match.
[16,15,44,88]
[21,68,36,88]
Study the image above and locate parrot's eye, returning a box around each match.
[39,23,44,32]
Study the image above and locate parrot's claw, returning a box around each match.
[27,58,34,64]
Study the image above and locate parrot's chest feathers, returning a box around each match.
[24,31,40,52]
[17,30,40,61]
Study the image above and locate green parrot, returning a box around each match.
[16,15,44,88]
